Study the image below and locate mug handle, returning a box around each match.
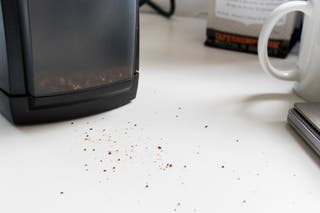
[258,1,312,81]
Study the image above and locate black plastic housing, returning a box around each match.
[0,0,139,124]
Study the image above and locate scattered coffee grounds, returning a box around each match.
[166,163,173,168]
[76,120,194,201]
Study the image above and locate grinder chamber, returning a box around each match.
[0,0,139,124]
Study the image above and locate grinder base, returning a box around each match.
[0,73,139,125]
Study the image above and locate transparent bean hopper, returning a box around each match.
[0,0,139,124]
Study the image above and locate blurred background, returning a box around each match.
[141,0,208,18]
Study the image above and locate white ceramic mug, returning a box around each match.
[258,0,320,101]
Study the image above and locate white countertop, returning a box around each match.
[1,14,320,213]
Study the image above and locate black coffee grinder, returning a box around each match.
[0,0,139,124]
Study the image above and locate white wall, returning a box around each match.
[141,0,208,18]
